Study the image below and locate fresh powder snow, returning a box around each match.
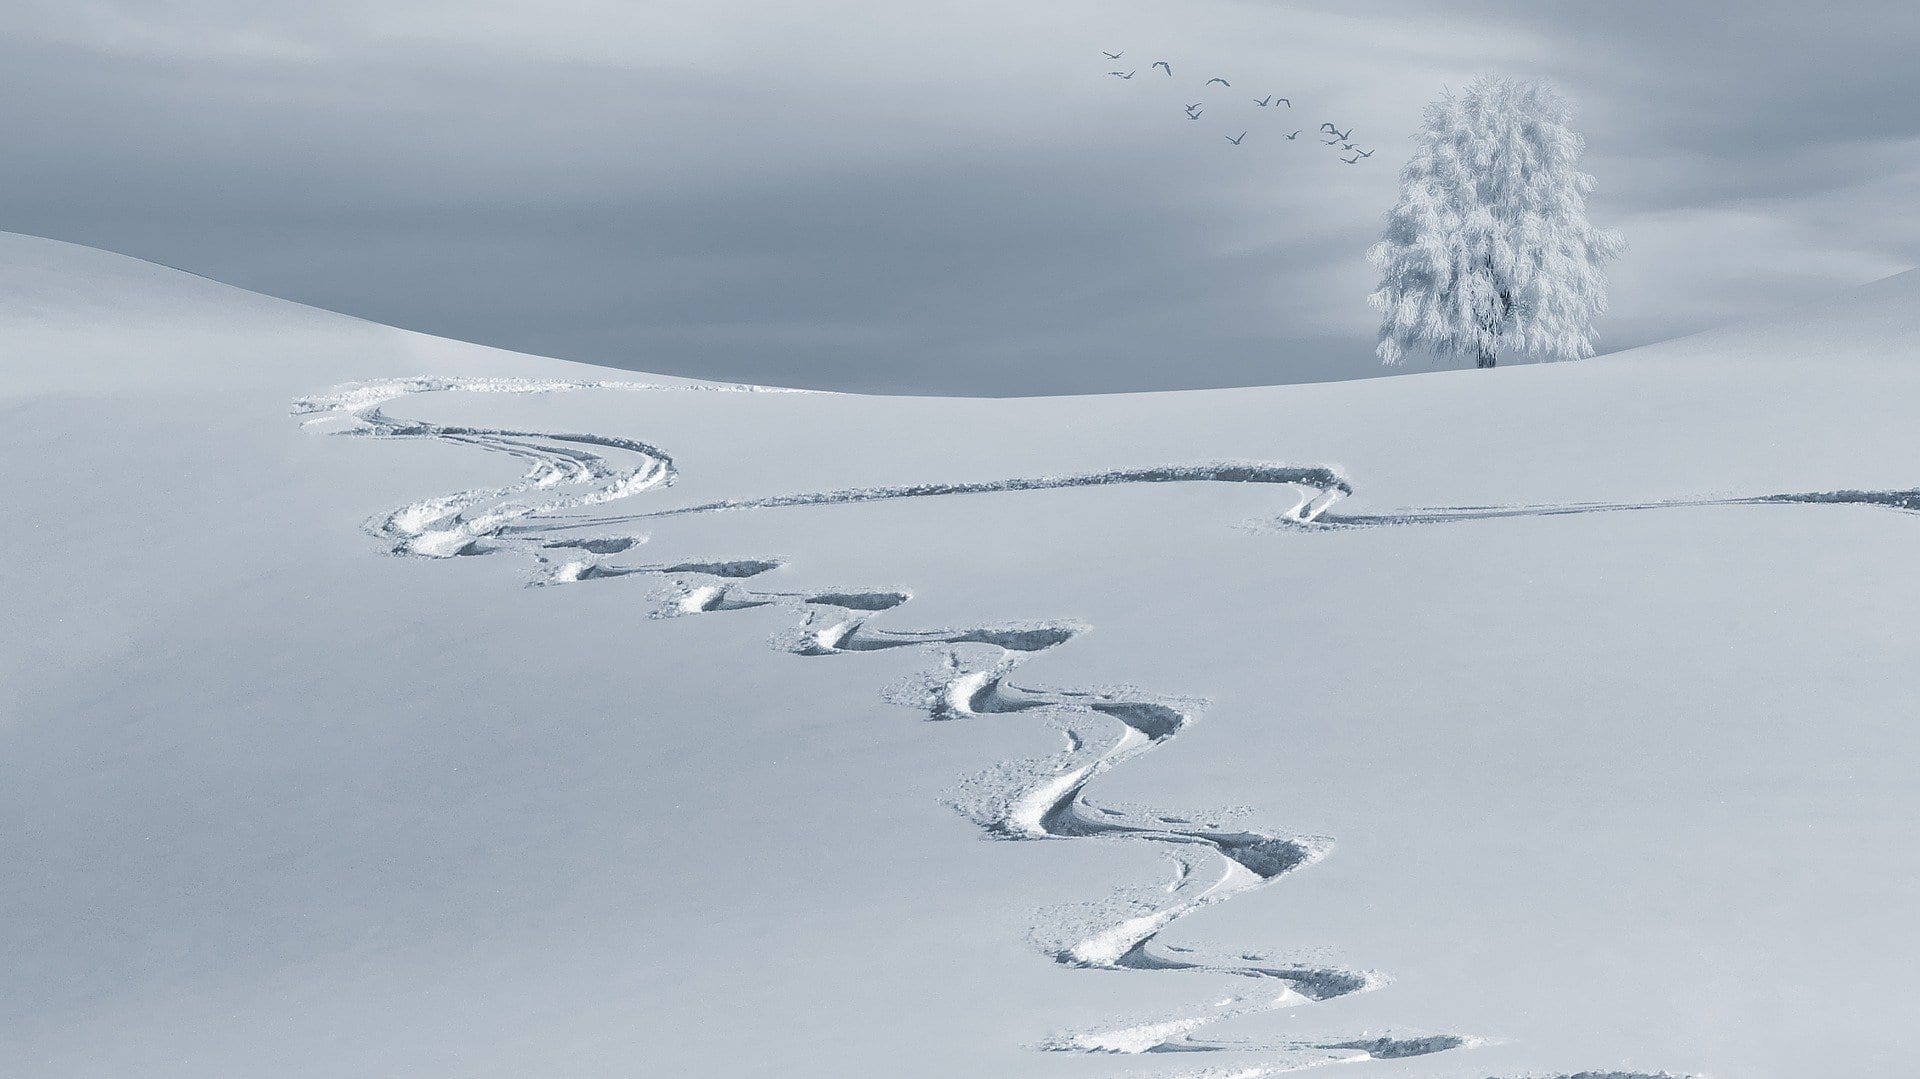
[7,230,1920,1076]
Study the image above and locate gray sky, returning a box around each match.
[4,1,1918,394]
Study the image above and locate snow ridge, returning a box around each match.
[297,376,1692,1075]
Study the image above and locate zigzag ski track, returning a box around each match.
[296,376,1799,1076]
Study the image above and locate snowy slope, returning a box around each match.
[5,230,1919,1078]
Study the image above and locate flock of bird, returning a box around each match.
[1101,50,1374,163]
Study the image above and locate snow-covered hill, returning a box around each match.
[6,230,1918,1077]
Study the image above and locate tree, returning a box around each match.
[1368,76,1624,369]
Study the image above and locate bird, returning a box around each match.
[1326,125,1353,140]
[1226,131,1246,145]
[1322,135,1342,145]
[1255,96,1272,107]
[1153,61,1172,76]
[1283,130,1300,140]
[1341,141,1357,150]
[1185,102,1202,112]
[1352,148,1374,158]
[1108,70,1136,79]
[1206,77,1231,87]
[1187,109,1203,120]
[1275,97,1291,107]
[1103,50,1123,59]
[1342,152,1362,164]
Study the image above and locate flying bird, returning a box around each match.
[1185,102,1202,112]
[1326,125,1353,141]
[1153,61,1172,75]
[1108,70,1136,79]
[1352,148,1374,158]
[1103,50,1123,59]
[1206,77,1231,87]
[1226,131,1246,145]
[1187,109,1203,120]
[1255,96,1272,107]
[1342,153,1362,164]
[1341,141,1358,150]
[1283,130,1300,140]
[1275,98,1291,107]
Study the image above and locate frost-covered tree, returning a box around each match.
[1368,76,1624,368]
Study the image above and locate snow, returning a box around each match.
[5,228,1920,1077]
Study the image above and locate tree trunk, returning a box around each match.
[1476,285,1509,369]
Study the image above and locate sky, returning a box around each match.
[3,1,1918,395]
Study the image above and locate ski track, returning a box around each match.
[294,376,1775,1076]
[1289,488,1920,531]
